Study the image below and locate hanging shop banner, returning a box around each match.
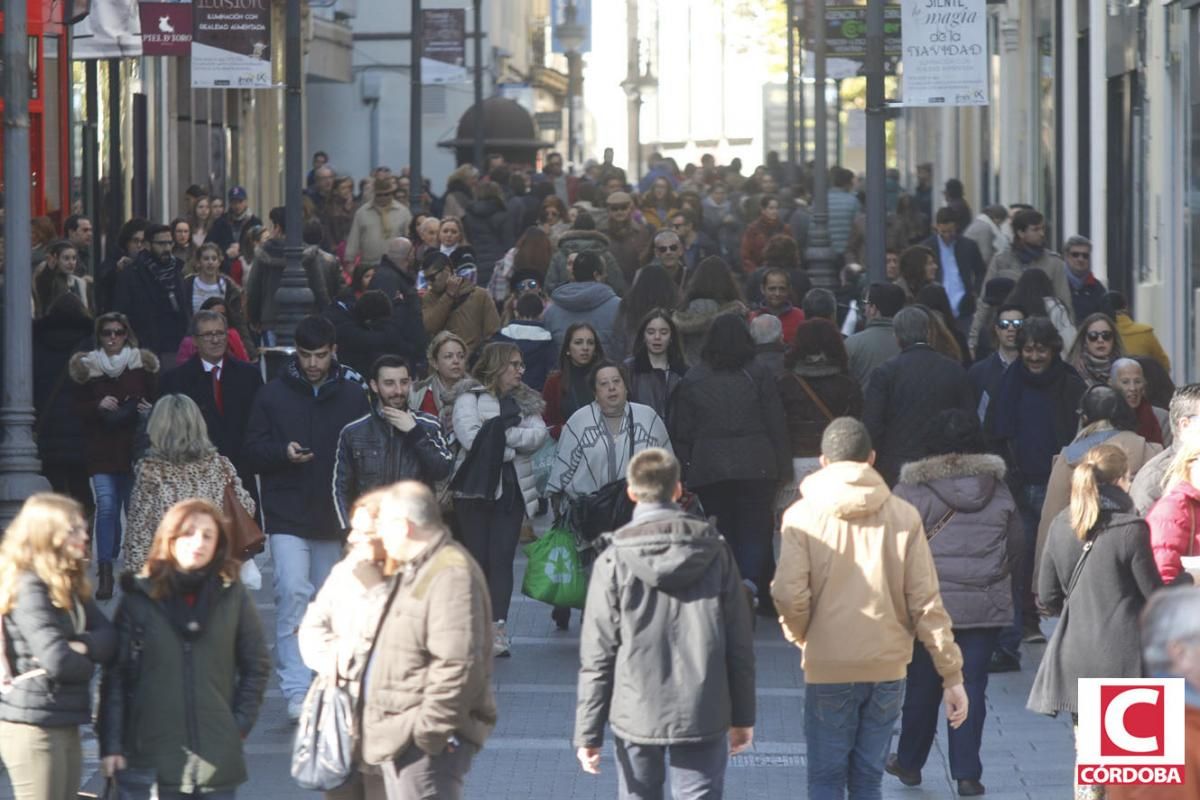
[72,0,143,59]
[900,0,988,106]
[422,9,468,84]
[191,0,272,89]
[139,2,193,57]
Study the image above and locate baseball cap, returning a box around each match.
[228,186,248,201]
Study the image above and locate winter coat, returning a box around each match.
[574,506,755,748]
[207,211,262,256]
[421,286,501,356]
[605,221,652,284]
[1028,486,1161,715]
[0,573,115,727]
[544,230,626,297]
[971,247,1073,347]
[345,200,413,268]
[364,256,428,360]
[669,361,790,489]
[360,529,496,764]
[1036,429,1162,582]
[98,574,270,793]
[845,318,900,390]
[772,460,964,686]
[962,214,1008,267]
[181,274,255,359]
[1146,479,1200,584]
[242,359,370,539]
[778,364,864,457]
[671,299,748,367]
[623,356,687,426]
[244,240,332,331]
[124,453,255,576]
[450,378,548,515]
[33,300,93,468]
[894,454,1021,629]
[1067,271,1111,322]
[921,234,987,318]
[547,402,672,500]
[543,282,622,356]
[739,216,792,273]
[463,198,513,282]
[70,349,160,475]
[491,321,556,391]
[332,402,453,526]
[1116,313,1172,374]
[113,252,189,357]
[863,344,975,486]
[826,188,861,254]
[298,555,389,696]
[1131,443,1174,514]
[325,295,426,376]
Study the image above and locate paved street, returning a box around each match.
[2,518,1076,800]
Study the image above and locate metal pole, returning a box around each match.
[0,0,51,524]
[410,0,423,210]
[84,61,99,253]
[864,0,886,283]
[273,0,314,347]
[804,0,836,289]
[472,0,484,169]
[786,0,796,185]
[567,52,578,165]
[833,78,842,166]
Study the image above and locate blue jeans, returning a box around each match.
[805,680,905,800]
[995,482,1046,659]
[269,533,342,704]
[896,628,1000,780]
[614,735,728,800]
[91,473,133,564]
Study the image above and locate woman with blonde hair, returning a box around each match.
[123,394,255,576]
[450,342,548,656]
[1028,444,1161,798]
[1146,438,1200,584]
[299,490,390,800]
[99,498,269,799]
[0,494,115,800]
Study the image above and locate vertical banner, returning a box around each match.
[191,0,272,88]
[900,0,988,106]
[421,9,468,84]
[139,2,193,57]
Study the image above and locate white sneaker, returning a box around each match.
[287,698,304,723]
[493,622,511,658]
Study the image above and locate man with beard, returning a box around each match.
[113,222,189,364]
[207,185,263,261]
[333,354,453,525]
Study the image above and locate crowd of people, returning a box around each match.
[6,146,1199,800]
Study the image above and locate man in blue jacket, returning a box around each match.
[243,315,369,721]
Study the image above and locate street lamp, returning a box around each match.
[558,1,586,165]
[620,62,656,181]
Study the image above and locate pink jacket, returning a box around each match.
[1146,479,1200,583]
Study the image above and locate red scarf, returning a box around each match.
[1134,399,1164,445]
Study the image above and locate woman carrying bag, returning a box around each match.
[0,493,115,800]
[99,498,270,800]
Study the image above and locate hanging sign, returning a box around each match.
[191,0,272,88]
[422,9,468,84]
[139,2,193,57]
[900,0,989,106]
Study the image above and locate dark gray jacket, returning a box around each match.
[0,573,115,727]
[574,505,755,747]
[894,453,1022,629]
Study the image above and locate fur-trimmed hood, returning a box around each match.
[897,453,1007,515]
[672,299,747,336]
[69,348,160,383]
[450,376,546,418]
[556,229,611,253]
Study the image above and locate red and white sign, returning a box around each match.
[1077,678,1186,786]
[139,2,193,57]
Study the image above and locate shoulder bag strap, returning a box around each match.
[925,507,957,541]
[1063,538,1096,603]
[795,375,835,422]
[1189,506,1196,559]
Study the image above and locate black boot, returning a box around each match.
[96,563,113,600]
[551,606,570,631]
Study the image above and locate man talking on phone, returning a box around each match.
[332,354,454,525]
[243,315,369,722]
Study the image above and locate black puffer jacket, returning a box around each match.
[33,300,93,467]
[0,572,116,727]
[893,453,1022,629]
[668,361,790,488]
[332,403,454,526]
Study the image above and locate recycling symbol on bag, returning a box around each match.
[544,545,575,585]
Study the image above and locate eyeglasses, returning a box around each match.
[1069,251,1091,260]
[607,203,631,211]
[656,244,681,253]
[1086,330,1114,342]
[544,210,560,219]
[196,331,228,341]
[516,279,540,292]
[995,319,1024,330]
[508,360,526,371]
[100,327,128,338]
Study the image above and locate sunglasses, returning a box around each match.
[101,327,128,338]
[1069,251,1090,260]
[516,279,540,292]
[607,203,631,211]
[1086,330,1114,342]
[995,319,1024,330]
[656,244,680,253]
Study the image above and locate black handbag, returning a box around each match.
[568,408,636,543]
[290,675,355,791]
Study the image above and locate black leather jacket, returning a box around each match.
[333,402,454,526]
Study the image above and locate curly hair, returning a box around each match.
[0,494,91,615]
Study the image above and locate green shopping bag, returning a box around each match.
[521,527,587,609]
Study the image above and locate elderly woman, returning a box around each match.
[1066,312,1123,387]
[1111,358,1170,447]
[124,394,255,576]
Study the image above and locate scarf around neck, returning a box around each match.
[1134,399,1164,445]
[82,347,143,379]
[1074,350,1113,387]
[1014,244,1045,265]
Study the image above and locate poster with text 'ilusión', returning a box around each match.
[191,0,272,89]
[900,0,988,107]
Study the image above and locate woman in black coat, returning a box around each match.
[669,313,790,612]
[463,182,513,286]
[33,293,94,509]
